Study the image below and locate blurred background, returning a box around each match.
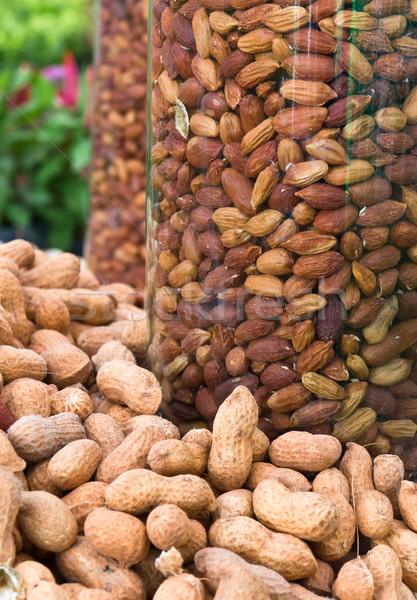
[0,0,93,254]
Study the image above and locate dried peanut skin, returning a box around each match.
[56,536,146,600]
[8,413,86,462]
[97,359,162,415]
[313,492,356,562]
[399,481,417,532]
[208,386,259,491]
[373,520,417,592]
[16,560,56,591]
[0,430,26,472]
[0,346,47,383]
[105,468,217,516]
[194,547,291,599]
[339,442,374,503]
[246,462,312,492]
[269,431,342,472]
[1,378,51,420]
[92,340,135,370]
[214,489,254,520]
[83,413,124,457]
[17,490,78,553]
[41,344,91,389]
[20,253,80,289]
[49,387,93,422]
[26,459,63,497]
[61,481,108,533]
[301,558,334,597]
[209,515,317,581]
[332,558,374,600]
[355,489,394,539]
[84,507,150,567]
[35,299,71,332]
[0,269,33,344]
[148,438,208,476]
[23,287,117,326]
[153,573,206,600]
[0,239,34,268]
[373,454,404,517]
[31,328,73,350]
[97,417,180,483]
[253,478,339,542]
[0,466,22,565]
[312,468,350,502]
[47,439,103,490]
[146,503,206,562]
[363,545,402,600]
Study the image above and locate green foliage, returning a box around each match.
[0,0,92,67]
[0,67,91,250]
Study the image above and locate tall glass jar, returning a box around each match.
[147,0,417,462]
[86,0,147,289]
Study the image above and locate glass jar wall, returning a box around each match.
[86,0,147,289]
[147,0,417,466]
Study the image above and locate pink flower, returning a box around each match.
[42,64,65,81]
[57,51,79,108]
[43,52,79,108]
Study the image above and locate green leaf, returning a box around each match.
[0,154,14,176]
[14,76,55,117]
[21,187,52,207]
[0,174,12,218]
[55,177,89,223]
[0,57,91,251]
[4,203,31,228]
[34,120,71,148]
[0,0,91,67]
[68,136,91,171]
[0,67,31,96]
[14,141,51,170]
[34,155,65,187]
[45,110,80,131]
[44,210,76,251]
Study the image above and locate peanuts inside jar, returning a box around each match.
[87,0,147,288]
[147,0,417,451]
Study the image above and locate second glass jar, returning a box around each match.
[87,0,147,289]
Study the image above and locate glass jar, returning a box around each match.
[86,0,147,289]
[147,0,417,463]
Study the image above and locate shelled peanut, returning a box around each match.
[147,0,417,452]
[3,381,417,599]
[86,0,147,288]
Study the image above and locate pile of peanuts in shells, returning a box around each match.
[0,239,416,599]
[87,0,147,288]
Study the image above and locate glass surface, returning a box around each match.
[146,0,417,468]
[87,0,147,288]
